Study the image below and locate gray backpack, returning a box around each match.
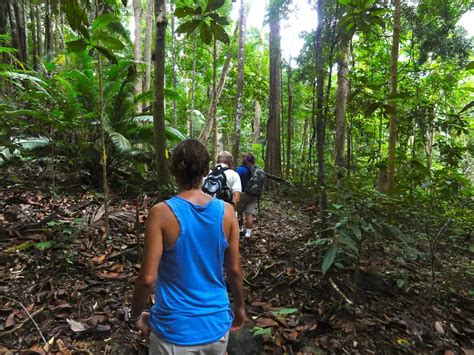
[243,166,265,196]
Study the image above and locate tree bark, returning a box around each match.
[0,0,10,65]
[334,38,350,182]
[170,1,177,127]
[30,3,38,69]
[252,100,261,145]
[44,0,53,59]
[8,2,21,63]
[189,30,197,136]
[265,8,282,176]
[315,0,328,230]
[153,0,172,187]
[387,0,401,195]
[231,0,246,167]
[143,0,153,111]
[286,64,292,178]
[12,0,28,64]
[35,4,43,61]
[133,0,143,110]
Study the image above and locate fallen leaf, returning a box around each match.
[92,254,107,264]
[435,321,445,335]
[97,271,122,280]
[28,344,46,354]
[255,317,278,327]
[110,263,124,272]
[5,312,16,329]
[66,318,89,332]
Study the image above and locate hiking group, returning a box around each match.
[128,139,265,354]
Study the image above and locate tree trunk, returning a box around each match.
[386,0,401,195]
[198,23,238,145]
[153,0,172,187]
[189,30,197,136]
[12,0,28,64]
[143,0,153,111]
[30,3,38,69]
[211,40,218,162]
[170,1,177,127]
[8,2,21,63]
[44,0,53,59]
[286,64,292,178]
[315,0,328,230]
[252,100,261,144]
[35,4,43,61]
[133,0,143,110]
[265,8,282,176]
[231,0,246,167]
[0,0,10,65]
[334,38,350,182]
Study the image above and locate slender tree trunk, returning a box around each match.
[153,0,172,187]
[143,0,153,111]
[387,0,401,195]
[8,3,21,63]
[13,0,27,64]
[334,38,350,182]
[189,30,197,136]
[0,0,8,67]
[232,0,246,166]
[286,64,292,178]
[252,100,261,144]
[133,0,143,110]
[30,3,38,69]
[198,24,238,144]
[44,0,53,59]
[315,0,328,230]
[36,4,43,61]
[211,40,218,162]
[265,9,282,176]
[170,1,178,127]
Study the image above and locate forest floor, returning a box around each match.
[0,171,473,354]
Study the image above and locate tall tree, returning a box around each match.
[265,0,282,176]
[315,0,328,229]
[0,0,9,65]
[334,38,350,182]
[189,30,197,136]
[12,0,28,64]
[252,100,261,145]
[232,0,246,166]
[143,0,153,111]
[286,63,292,178]
[30,3,38,69]
[133,0,143,108]
[387,0,401,195]
[153,0,172,186]
[44,0,53,59]
[170,1,178,127]
[8,2,21,63]
[35,3,43,62]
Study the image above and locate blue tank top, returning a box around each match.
[149,195,233,346]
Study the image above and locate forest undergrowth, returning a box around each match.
[1,168,472,354]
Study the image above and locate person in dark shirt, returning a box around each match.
[236,153,258,238]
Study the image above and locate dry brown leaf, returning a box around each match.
[5,312,15,328]
[92,254,107,264]
[435,321,445,335]
[66,318,89,332]
[97,271,122,280]
[256,317,278,327]
[28,344,46,354]
[110,263,124,272]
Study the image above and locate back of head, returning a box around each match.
[217,151,233,166]
[170,139,210,190]
[242,153,255,166]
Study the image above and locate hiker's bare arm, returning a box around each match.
[233,191,241,206]
[130,203,164,319]
[224,204,246,329]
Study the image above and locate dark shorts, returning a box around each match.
[236,193,258,215]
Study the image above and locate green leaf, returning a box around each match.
[210,21,229,44]
[92,13,116,32]
[174,6,195,18]
[64,0,86,31]
[209,13,229,25]
[95,46,118,64]
[78,25,90,40]
[466,61,474,70]
[338,0,350,5]
[322,246,337,274]
[205,0,226,13]
[199,22,212,45]
[270,308,298,316]
[66,39,88,53]
[251,326,272,336]
[164,88,182,101]
[109,131,132,152]
[94,33,125,50]
[35,241,53,250]
[348,225,361,240]
[176,19,201,35]
[165,126,186,142]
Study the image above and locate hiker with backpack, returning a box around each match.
[202,151,241,207]
[236,153,265,238]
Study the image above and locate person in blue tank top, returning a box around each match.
[127,139,246,354]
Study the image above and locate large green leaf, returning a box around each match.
[209,13,229,25]
[95,46,118,64]
[66,39,88,53]
[210,21,229,44]
[176,19,201,35]
[466,61,474,70]
[199,22,212,45]
[321,246,337,274]
[109,131,132,152]
[92,13,117,33]
[94,33,125,50]
[0,136,51,165]
[205,0,226,13]
[165,127,186,142]
[174,6,195,18]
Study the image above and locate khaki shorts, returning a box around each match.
[237,193,258,215]
[149,331,229,355]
